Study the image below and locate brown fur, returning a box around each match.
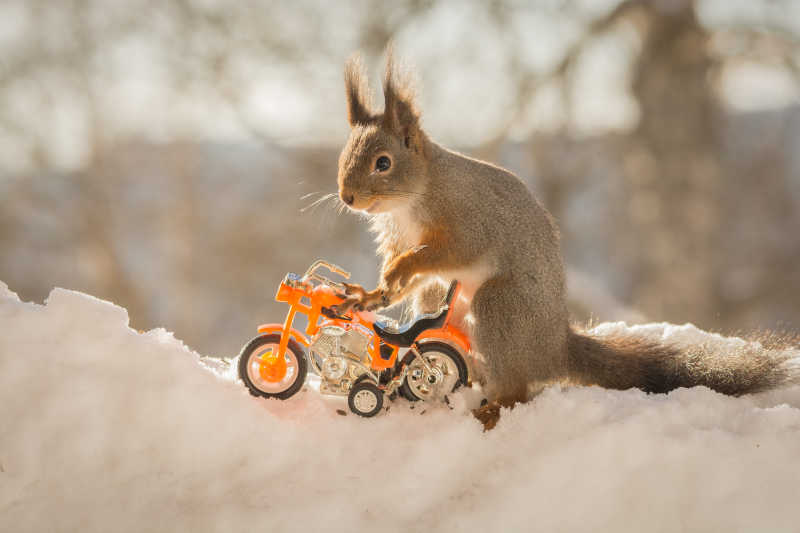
[567,328,794,395]
[335,52,799,427]
[344,56,375,126]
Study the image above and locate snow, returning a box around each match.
[1,281,800,533]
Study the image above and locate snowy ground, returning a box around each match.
[1,282,799,533]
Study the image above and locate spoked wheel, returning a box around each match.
[399,342,468,402]
[238,334,307,400]
[348,380,384,417]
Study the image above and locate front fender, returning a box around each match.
[257,323,310,347]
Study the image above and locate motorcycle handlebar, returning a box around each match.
[302,260,351,285]
[327,263,351,279]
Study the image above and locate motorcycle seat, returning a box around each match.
[372,281,459,347]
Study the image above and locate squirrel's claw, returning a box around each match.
[334,286,391,314]
[341,282,366,297]
[331,296,361,315]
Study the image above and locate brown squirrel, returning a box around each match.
[334,52,797,428]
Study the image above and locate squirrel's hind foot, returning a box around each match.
[472,402,502,431]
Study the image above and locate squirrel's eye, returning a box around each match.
[375,156,391,172]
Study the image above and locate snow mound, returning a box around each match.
[1,284,799,533]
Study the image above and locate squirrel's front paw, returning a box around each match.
[383,270,411,292]
[357,288,390,312]
[331,295,362,314]
[337,282,367,299]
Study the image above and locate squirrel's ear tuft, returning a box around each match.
[382,48,422,148]
[344,54,374,127]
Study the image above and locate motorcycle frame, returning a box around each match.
[256,260,471,393]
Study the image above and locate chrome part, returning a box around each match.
[283,274,307,290]
[319,359,376,396]
[310,328,342,359]
[320,380,344,395]
[383,366,409,396]
[409,347,434,373]
[340,328,370,357]
[309,326,377,397]
[320,325,346,336]
[304,259,351,280]
[404,350,460,401]
[322,356,347,380]
[416,337,469,357]
[303,260,351,288]
[310,327,369,362]
[308,349,324,376]
[352,388,378,413]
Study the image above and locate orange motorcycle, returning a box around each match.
[237,260,471,417]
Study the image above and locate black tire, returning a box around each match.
[398,379,419,401]
[399,342,468,402]
[237,334,307,400]
[347,380,384,417]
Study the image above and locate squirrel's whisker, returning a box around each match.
[299,191,321,201]
[300,192,337,213]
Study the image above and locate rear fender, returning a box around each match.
[416,325,471,355]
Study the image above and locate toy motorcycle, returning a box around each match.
[237,260,471,417]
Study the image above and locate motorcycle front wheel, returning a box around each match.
[238,334,307,400]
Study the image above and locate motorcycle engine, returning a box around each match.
[321,356,347,380]
[310,325,371,395]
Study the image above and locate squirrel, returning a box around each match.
[333,52,798,429]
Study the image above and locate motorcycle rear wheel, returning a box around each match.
[399,342,468,402]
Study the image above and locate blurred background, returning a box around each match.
[2,0,799,357]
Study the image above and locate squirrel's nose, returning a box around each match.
[342,193,354,206]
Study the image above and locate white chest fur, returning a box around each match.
[376,205,496,323]
[437,258,495,304]
[381,205,496,303]
[389,205,424,250]
[435,256,496,331]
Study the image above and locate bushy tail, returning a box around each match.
[567,325,799,395]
